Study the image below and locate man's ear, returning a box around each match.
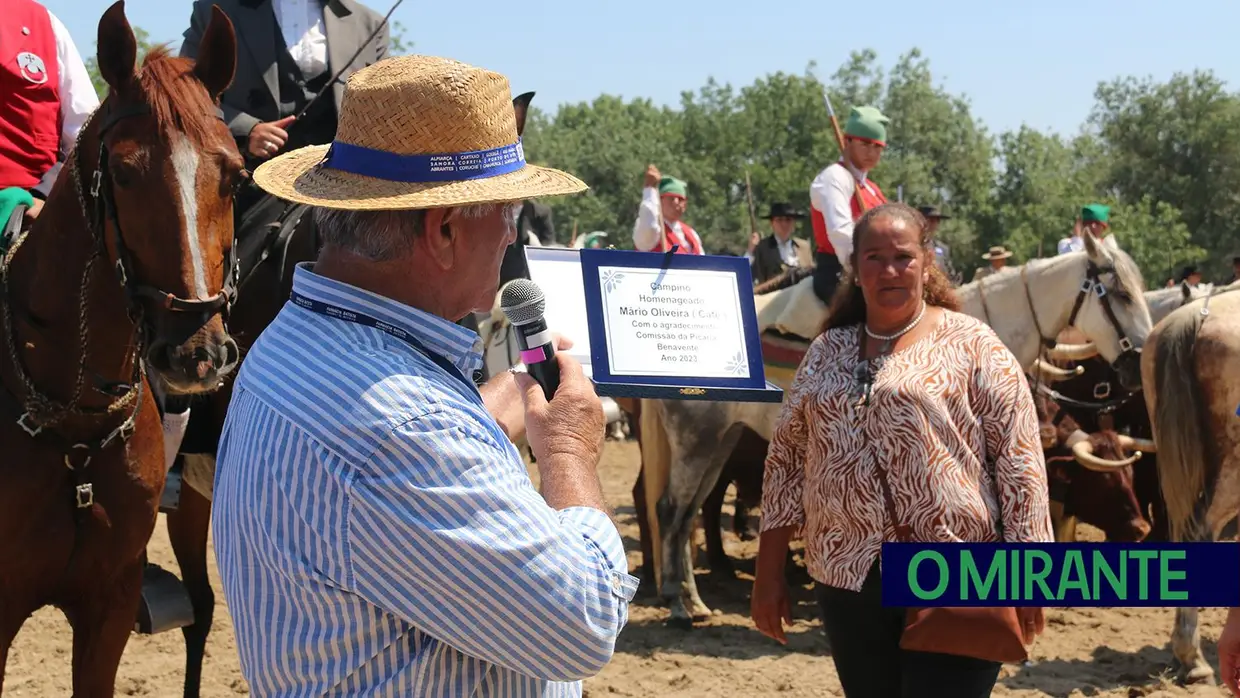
[422,207,456,271]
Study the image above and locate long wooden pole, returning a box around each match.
[821,89,870,214]
[744,169,758,234]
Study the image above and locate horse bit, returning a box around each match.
[0,99,239,512]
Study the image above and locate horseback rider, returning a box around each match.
[179,0,390,225]
[0,0,97,237]
[974,245,1013,281]
[808,105,891,304]
[744,202,813,287]
[633,164,705,254]
[1058,203,1109,255]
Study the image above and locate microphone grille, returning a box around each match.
[500,278,545,326]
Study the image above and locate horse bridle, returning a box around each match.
[1023,260,1140,369]
[84,102,240,333]
[0,98,238,511]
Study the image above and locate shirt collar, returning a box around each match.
[838,159,869,184]
[290,263,483,375]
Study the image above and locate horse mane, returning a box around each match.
[135,45,220,146]
[1106,244,1147,296]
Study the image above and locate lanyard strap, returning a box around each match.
[289,291,482,402]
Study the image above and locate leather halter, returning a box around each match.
[1023,260,1140,368]
[0,98,236,513]
[84,102,240,335]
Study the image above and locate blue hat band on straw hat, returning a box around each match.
[322,138,526,183]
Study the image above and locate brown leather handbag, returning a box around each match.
[873,458,1034,664]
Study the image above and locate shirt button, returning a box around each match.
[611,576,622,594]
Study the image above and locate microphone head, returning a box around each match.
[500,278,546,326]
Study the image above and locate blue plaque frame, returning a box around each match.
[578,247,784,403]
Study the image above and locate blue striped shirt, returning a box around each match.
[212,264,638,697]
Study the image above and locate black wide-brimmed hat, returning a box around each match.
[763,202,806,219]
[918,205,951,220]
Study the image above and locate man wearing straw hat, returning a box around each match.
[211,55,637,697]
[808,105,890,304]
[632,163,705,254]
[974,245,1013,281]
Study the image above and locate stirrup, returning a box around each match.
[134,563,195,635]
[159,458,184,513]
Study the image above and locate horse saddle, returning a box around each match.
[234,193,311,290]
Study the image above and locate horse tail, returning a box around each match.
[1152,307,1213,542]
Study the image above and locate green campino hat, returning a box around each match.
[844,106,891,146]
[1081,203,1110,224]
[658,175,687,198]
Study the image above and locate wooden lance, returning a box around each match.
[744,169,759,237]
[821,89,870,215]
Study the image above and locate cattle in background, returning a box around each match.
[1033,386,1152,543]
[1032,350,1166,542]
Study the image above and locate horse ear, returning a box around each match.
[96,0,137,93]
[192,5,238,101]
[512,91,535,137]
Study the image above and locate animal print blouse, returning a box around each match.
[761,309,1054,592]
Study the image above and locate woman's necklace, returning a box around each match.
[865,300,928,349]
[851,301,928,413]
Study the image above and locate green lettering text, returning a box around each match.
[962,550,1005,601]
[1057,550,1090,601]
[1129,550,1158,600]
[1023,550,1055,601]
[1092,550,1126,599]
[1159,550,1189,601]
[909,551,949,600]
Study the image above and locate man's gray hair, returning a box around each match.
[312,203,503,261]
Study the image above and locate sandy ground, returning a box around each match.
[3,439,1233,697]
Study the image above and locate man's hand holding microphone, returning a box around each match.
[501,279,609,513]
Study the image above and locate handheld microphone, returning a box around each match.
[500,279,560,401]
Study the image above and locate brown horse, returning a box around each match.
[0,2,243,695]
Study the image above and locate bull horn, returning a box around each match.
[1032,359,1085,381]
[1072,438,1143,472]
[1047,343,1099,361]
[1117,435,1157,454]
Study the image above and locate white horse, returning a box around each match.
[642,234,1157,627]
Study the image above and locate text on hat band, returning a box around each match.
[321,138,527,183]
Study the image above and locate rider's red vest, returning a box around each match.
[645,219,703,255]
[0,0,61,191]
[811,162,887,254]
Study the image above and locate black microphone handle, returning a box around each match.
[513,316,560,401]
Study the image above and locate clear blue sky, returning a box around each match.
[50,0,1240,139]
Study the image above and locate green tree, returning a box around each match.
[388,20,412,55]
[1090,70,1240,279]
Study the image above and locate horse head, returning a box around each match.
[1031,234,1153,393]
[91,1,243,394]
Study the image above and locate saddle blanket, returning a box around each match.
[760,332,811,391]
[754,275,828,342]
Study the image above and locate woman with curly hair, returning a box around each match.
[750,203,1053,697]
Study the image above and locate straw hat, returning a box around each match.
[252,55,587,210]
[981,245,1013,260]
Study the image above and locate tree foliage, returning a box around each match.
[78,29,1237,283]
[523,51,1235,285]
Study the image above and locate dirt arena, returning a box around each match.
[3,440,1231,697]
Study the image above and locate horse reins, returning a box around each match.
[0,98,237,513]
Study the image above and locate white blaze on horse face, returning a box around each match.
[171,134,209,299]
